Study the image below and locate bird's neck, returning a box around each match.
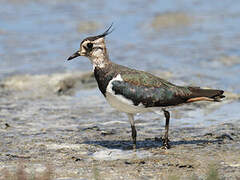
[90,47,110,69]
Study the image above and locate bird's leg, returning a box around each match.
[127,113,137,149]
[162,109,171,149]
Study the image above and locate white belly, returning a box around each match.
[105,74,155,114]
[105,92,150,114]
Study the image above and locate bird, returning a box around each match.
[67,24,225,149]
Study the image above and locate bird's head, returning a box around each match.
[67,24,114,62]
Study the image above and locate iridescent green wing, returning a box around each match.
[111,64,192,107]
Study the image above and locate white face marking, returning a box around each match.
[82,40,90,47]
[91,51,106,69]
[92,48,104,57]
[80,40,90,55]
[80,37,108,70]
[93,37,104,44]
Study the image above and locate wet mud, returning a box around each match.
[0,73,240,180]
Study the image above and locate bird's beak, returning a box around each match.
[67,51,81,61]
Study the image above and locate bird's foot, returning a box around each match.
[132,143,137,151]
[161,137,171,149]
[161,142,171,149]
[132,139,137,150]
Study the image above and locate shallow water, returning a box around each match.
[0,1,240,129]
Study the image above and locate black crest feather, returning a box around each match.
[85,23,114,41]
[98,23,114,38]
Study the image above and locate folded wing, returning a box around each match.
[111,70,224,108]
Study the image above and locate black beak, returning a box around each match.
[67,51,81,61]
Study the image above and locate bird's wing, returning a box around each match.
[110,68,192,107]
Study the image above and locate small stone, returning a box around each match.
[139,161,145,164]
[100,129,116,136]
[5,123,10,128]
[216,134,234,140]
[75,158,82,162]
[72,156,82,162]
[124,161,132,165]
[178,164,193,168]
[204,132,213,136]
[82,126,100,131]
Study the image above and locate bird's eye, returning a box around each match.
[87,43,93,49]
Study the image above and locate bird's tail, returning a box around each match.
[186,87,225,103]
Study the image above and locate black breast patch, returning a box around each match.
[94,67,116,96]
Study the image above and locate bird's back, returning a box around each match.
[94,62,224,108]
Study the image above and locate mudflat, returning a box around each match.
[0,72,239,179]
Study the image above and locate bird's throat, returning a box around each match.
[90,47,110,69]
[91,57,109,69]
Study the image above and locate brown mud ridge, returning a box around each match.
[0,72,240,180]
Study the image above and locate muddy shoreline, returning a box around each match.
[0,72,239,179]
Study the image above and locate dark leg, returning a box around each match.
[162,109,171,149]
[131,125,137,147]
[127,114,137,149]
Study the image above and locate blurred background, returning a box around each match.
[1,0,240,93]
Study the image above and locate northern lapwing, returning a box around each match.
[67,24,225,149]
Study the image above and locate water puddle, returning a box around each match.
[92,149,152,161]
